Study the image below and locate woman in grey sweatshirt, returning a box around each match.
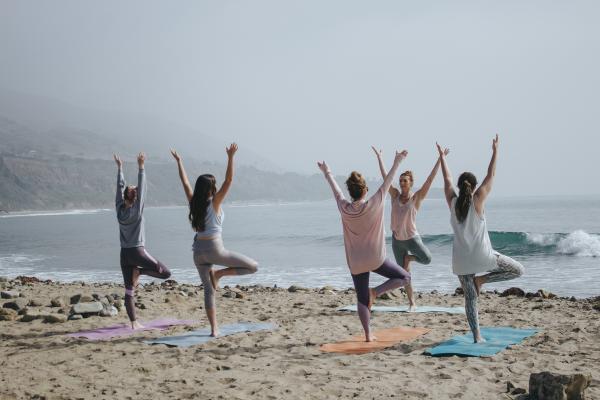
[114,152,171,329]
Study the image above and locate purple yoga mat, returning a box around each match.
[67,318,197,341]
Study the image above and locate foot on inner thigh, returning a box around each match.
[209,268,219,291]
[474,276,485,296]
[368,288,377,311]
[132,268,141,289]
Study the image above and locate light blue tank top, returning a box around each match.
[195,201,224,239]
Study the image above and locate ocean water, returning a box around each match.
[0,196,599,298]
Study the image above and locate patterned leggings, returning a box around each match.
[458,252,524,341]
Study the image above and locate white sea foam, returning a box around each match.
[526,232,561,246]
[556,230,600,257]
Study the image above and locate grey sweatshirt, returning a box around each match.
[116,167,146,248]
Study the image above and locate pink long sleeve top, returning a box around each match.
[323,162,401,275]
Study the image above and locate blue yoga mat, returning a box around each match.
[425,327,538,357]
[145,322,277,348]
[339,305,466,314]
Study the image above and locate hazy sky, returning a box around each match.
[1,1,598,196]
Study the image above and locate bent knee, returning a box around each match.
[247,261,259,274]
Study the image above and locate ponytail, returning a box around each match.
[455,172,477,223]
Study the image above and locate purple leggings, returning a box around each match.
[120,247,171,321]
[351,258,411,338]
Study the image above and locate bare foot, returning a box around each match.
[209,268,219,291]
[408,304,417,312]
[474,276,485,296]
[131,320,145,330]
[366,334,377,342]
[474,336,486,343]
[368,288,377,311]
[210,329,219,337]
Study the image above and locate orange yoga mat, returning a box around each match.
[320,326,430,354]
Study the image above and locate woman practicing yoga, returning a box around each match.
[318,150,411,342]
[114,152,172,329]
[437,135,524,343]
[171,144,258,337]
[372,146,449,311]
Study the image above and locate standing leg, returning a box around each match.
[194,256,219,337]
[476,252,524,294]
[392,237,416,310]
[120,249,143,329]
[351,272,375,342]
[459,274,484,343]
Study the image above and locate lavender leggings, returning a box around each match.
[351,258,411,338]
[120,247,171,322]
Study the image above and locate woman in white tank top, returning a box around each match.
[437,135,524,343]
[372,146,448,311]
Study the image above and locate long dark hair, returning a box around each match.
[189,174,217,232]
[346,171,368,201]
[455,172,477,223]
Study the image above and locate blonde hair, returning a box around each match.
[346,171,367,201]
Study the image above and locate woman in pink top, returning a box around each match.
[318,150,411,342]
[372,146,449,311]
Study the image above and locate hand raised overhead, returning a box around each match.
[492,134,499,152]
[113,154,122,168]
[226,143,238,158]
[394,150,408,164]
[371,146,383,158]
[317,161,330,174]
[137,152,145,168]
[170,149,181,162]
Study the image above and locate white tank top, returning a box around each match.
[450,197,496,275]
[195,200,223,239]
[391,195,418,241]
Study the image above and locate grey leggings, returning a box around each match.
[392,235,432,267]
[458,252,524,340]
[193,237,258,310]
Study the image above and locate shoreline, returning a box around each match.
[1,276,599,399]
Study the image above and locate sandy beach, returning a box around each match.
[1,277,598,400]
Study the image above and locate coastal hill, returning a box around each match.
[0,91,442,212]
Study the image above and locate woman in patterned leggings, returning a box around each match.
[437,135,524,343]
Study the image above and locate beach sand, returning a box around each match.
[1,278,598,400]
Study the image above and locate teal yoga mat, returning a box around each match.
[425,327,538,357]
[145,322,277,348]
[339,305,466,314]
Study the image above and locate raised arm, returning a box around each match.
[114,154,125,210]
[317,161,345,202]
[136,152,146,212]
[170,149,193,203]
[379,150,408,195]
[436,142,456,208]
[371,146,399,198]
[212,143,237,213]
[474,134,499,211]
[414,148,450,209]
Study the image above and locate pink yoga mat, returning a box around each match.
[67,318,197,341]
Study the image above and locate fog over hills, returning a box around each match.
[0,90,441,211]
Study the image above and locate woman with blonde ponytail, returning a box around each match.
[318,150,411,342]
[438,135,524,343]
